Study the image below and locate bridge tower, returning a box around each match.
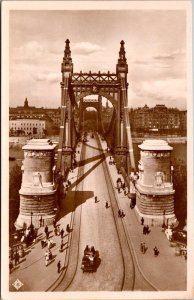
[115,40,130,171]
[57,39,74,175]
[57,39,134,176]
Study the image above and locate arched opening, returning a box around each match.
[76,95,114,135]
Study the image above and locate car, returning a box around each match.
[172,229,187,245]
[81,246,97,272]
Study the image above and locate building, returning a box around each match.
[9,98,61,136]
[129,104,187,136]
[9,118,46,137]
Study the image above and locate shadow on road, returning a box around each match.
[77,153,104,168]
[84,143,104,152]
[57,190,94,219]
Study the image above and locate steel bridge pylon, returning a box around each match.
[57,39,134,176]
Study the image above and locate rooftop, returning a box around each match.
[138,139,173,151]
[22,139,56,150]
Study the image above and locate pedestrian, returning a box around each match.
[105,201,109,209]
[54,227,58,236]
[41,238,47,248]
[116,177,121,183]
[14,251,19,266]
[45,254,49,266]
[146,225,150,234]
[9,261,14,274]
[47,239,51,250]
[53,218,56,228]
[143,225,146,235]
[57,225,60,236]
[142,242,146,254]
[140,242,144,253]
[39,215,43,227]
[153,246,159,257]
[57,260,61,273]
[118,209,122,217]
[118,187,121,193]
[46,231,49,239]
[141,217,144,226]
[44,225,48,236]
[122,182,126,189]
[110,156,112,161]
[60,228,64,239]
[66,224,70,233]
[94,196,97,203]
[121,210,125,218]
[60,239,63,251]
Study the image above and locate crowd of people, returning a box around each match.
[9,217,72,275]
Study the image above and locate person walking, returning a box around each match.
[153,246,159,257]
[47,239,51,250]
[45,253,49,266]
[60,239,63,252]
[118,209,122,217]
[141,217,144,226]
[9,261,14,274]
[66,224,70,233]
[53,218,56,228]
[57,260,61,273]
[39,216,43,228]
[121,210,125,218]
[45,225,48,236]
[14,251,19,266]
[105,201,109,209]
[54,227,58,236]
[94,196,97,203]
[60,228,64,239]
[140,242,144,253]
[143,225,146,234]
[142,242,146,254]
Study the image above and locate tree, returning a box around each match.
[173,159,187,228]
[9,164,22,233]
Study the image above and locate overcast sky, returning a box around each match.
[9,7,188,109]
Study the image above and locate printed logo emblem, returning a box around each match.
[12,279,23,290]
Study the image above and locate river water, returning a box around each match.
[132,143,187,167]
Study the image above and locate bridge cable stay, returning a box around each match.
[120,77,136,172]
[56,77,69,173]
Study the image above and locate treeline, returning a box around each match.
[9,164,22,233]
[172,158,187,228]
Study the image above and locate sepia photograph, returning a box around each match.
[1,1,193,299]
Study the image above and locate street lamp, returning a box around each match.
[30,211,33,226]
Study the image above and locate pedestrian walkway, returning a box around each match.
[9,143,83,291]
[99,137,187,291]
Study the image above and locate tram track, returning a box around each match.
[97,135,158,291]
[47,136,157,291]
[46,143,86,291]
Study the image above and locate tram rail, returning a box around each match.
[47,135,158,291]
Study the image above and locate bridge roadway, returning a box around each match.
[51,135,156,291]
[9,135,186,292]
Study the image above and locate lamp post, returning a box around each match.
[30,211,33,226]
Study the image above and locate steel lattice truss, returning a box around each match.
[72,72,119,85]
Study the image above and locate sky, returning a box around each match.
[9,7,188,109]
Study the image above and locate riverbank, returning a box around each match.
[9,135,187,146]
[132,136,187,144]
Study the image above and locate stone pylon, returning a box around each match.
[135,139,177,227]
[15,139,57,229]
